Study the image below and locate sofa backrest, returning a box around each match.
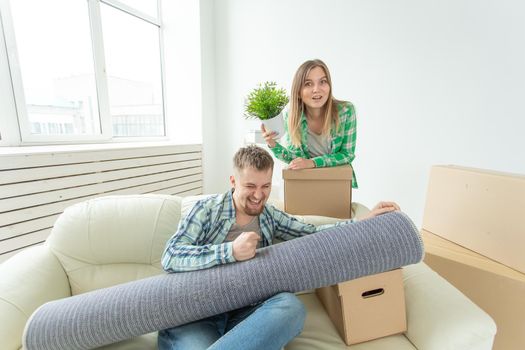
[46,194,182,295]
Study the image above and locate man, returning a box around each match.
[159,145,399,350]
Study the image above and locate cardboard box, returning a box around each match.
[422,165,525,273]
[316,269,407,345]
[283,166,352,218]
[422,230,525,350]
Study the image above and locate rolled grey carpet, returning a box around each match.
[23,211,423,350]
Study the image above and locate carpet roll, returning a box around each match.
[23,211,423,350]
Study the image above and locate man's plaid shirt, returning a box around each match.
[162,190,353,272]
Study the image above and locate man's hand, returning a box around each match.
[261,124,277,148]
[288,157,315,170]
[232,231,261,261]
[362,201,401,220]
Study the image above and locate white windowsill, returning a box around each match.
[0,140,199,156]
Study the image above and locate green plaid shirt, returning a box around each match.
[162,190,353,272]
[270,101,358,188]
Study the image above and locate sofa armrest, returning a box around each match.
[403,263,496,350]
[0,246,71,350]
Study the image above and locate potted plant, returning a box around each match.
[244,81,289,139]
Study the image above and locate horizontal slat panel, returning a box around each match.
[0,228,50,254]
[0,184,203,258]
[0,183,203,257]
[175,188,203,197]
[0,214,59,241]
[0,171,202,212]
[149,183,203,196]
[0,176,203,227]
[151,182,203,196]
[0,144,202,170]
[0,143,203,259]
[1,160,202,199]
[0,152,201,185]
[0,189,203,241]
[0,180,202,259]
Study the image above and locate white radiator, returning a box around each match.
[0,143,203,262]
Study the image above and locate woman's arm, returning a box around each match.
[264,111,306,163]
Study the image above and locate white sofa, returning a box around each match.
[0,194,496,349]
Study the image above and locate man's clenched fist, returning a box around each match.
[232,231,261,261]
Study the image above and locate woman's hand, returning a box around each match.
[288,157,315,170]
[261,124,277,148]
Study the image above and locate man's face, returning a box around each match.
[230,166,273,216]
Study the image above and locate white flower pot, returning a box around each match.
[262,112,285,139]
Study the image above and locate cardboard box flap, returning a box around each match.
[282,165,353,180]
[434,165,525,180]
[422,165,525,273]
[421,230,525,282]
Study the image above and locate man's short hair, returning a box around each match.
[233,145,274,172]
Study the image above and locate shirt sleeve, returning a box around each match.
[269,110,305,162]
[269,142,294,163]
[161,202,236,272]
[311,102,357,168]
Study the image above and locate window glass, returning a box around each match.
[101,3,164,137]
[10,0,101,136]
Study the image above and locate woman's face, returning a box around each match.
[300,66,330,111]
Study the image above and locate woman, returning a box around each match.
[262,59,358,188]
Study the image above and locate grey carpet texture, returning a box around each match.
[23,211,423,350]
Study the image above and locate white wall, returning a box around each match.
[200,0,525,226]
[162,0,202,144]
[200,0,220,193]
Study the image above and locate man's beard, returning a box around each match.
[244,198,265,216]
[244,206,264,216]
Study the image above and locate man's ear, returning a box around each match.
[229,175,235,188]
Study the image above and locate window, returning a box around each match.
[0,0,165,144]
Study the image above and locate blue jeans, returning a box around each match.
[158,292,306,350]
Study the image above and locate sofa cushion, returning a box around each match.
[0,246,70,350]
[46,194,181,295]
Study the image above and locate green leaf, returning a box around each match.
[244,81,289,120]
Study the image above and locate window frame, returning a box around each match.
[0,0,167,145]
[0,4,21,146]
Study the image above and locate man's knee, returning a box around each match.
[269,293,306,329]
[275,293,305,311]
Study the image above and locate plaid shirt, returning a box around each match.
[270,101,358,188]
[162,190,353,272]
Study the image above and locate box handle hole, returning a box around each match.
[361,288,384,298]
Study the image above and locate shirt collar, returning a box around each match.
[220,189,236,220]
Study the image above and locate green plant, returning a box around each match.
[244,81,289,120]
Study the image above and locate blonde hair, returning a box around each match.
[289,59,341,147]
